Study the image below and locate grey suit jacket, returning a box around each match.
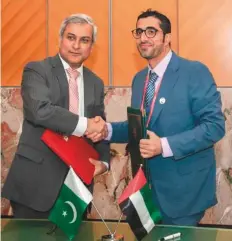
[2,55,110,212]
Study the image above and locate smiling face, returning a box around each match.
[135,16,171,64]
[59,22,93,68]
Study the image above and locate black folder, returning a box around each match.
[127,107,147,176]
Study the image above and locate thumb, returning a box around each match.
[94,116,100,123]
[147,130,155,139]
[89,158,97,165]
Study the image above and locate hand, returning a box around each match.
[139,130,162,158]
[89,158,107,177]
[86,116,107,135]
[86,116,108,142]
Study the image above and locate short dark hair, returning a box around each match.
[137,9,171,34]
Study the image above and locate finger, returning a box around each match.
[140,148,151,155]
[86,129,95,135]
[89,158,98,165]
[87,132,99,139]
[140,139,151,146]
[94,116,101,122]
[93,163,107,177]
[92,134,103,142]
[100,122,106,132]
[93,168,101,177]
[140,147,153,155]
[141,152,153,158]
[140,152,150,157]
[101,127,108,139]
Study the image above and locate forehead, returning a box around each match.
[136,16,161,30]
[63,22,93,37]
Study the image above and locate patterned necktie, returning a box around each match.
[66,67,79,114]
[145,71,158,109]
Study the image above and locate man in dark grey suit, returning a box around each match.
[2,13,110,219]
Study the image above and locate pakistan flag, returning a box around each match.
[49,167,93,240]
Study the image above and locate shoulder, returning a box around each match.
[178,56,216,91]
[24,56,54,73]
[134,67,148,79]
[83,66,104,86]
[131,67,148,86]
[178,56,211,75]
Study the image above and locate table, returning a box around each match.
[1,219,232,241]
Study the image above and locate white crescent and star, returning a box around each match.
[64,201,77,224]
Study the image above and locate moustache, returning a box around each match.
[139,41,151,46]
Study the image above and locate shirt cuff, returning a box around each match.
[72,116,87,137]
[161,137,173,158]
[105,123,112,140]
[102,161,109,170]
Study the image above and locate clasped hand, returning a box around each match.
[85,116,108,142]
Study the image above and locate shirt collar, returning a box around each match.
[59,54,83,76]
[148,50,172,78]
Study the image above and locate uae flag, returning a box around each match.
[48,167,93,240]
[118,167,161,241]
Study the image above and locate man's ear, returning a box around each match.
[90,42,94,53]
[164,33,171,46]
[58,37,62,48]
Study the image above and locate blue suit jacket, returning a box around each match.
[111,52,225,218]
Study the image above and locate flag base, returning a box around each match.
[101,234,124,241]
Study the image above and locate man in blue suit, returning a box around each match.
[89,9,225,225]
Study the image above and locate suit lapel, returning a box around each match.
[133,68,148,109]
[150,52,180,127]
[83,67,95,117]
[51,55,69,109]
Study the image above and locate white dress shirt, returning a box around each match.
[59,55,87,137]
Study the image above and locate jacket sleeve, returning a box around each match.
[93,80,111,164]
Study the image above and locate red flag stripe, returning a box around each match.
[118,167,147,204]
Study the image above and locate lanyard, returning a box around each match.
[140,73,163,127]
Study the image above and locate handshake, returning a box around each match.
[85,116,108,142]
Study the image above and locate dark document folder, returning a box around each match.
[127,107,147,176]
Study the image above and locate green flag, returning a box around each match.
[48,167,93,240]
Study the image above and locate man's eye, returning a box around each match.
[81,38,91,44]
[67,36,75,40]
[147,29,156,34]
[136,29,143,35]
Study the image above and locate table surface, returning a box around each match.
[1,219,232,241]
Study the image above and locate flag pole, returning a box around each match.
[91,201,113,235]
[112,212,124,236]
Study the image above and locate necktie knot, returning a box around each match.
[149,71,158,84]
[67,68,79,80]
[145,71,158,109]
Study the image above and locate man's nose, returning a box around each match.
[73,40,80,49]
[140,31,148,42]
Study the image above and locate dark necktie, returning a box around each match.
[145,71,158,109]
